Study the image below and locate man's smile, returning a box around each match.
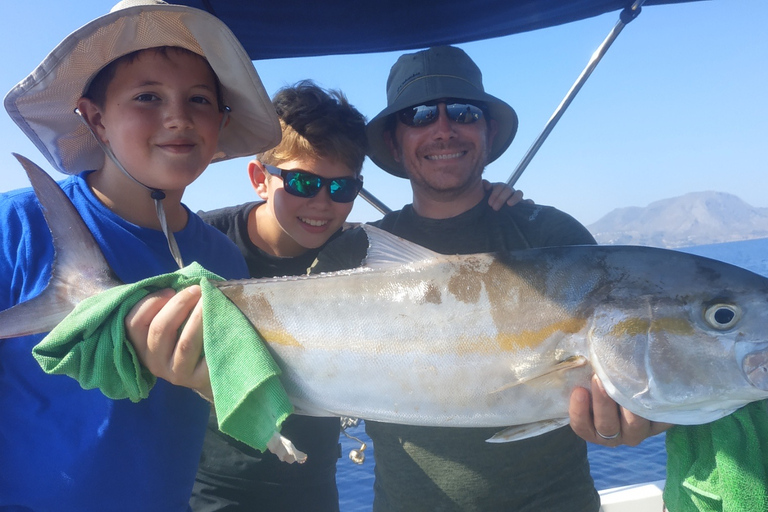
[425,151,466,161]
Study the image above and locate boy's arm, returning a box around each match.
[0,210,18,312]
[125,285,213,401]
[123,228,370,399]
[482,179,531,211]
[0,196,51,312]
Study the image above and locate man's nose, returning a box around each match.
[432,103,456,137]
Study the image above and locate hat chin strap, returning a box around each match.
[75,108,185,269]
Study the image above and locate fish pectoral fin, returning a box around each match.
[290,399,336,418]
[491,355,589,394]
[486,418,571,443]
[522,355,589,383]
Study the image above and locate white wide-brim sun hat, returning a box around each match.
[4,0,281,175]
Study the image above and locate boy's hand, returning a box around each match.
[483,179,533,211]
[125,285,213,401]
[569,375,671,447]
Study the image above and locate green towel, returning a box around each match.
[32,262,293,453]
[664,401,768,512]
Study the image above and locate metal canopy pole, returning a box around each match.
[359,187,392,215]
[506,0,646,187]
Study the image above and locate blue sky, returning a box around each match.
[1,0,765,226]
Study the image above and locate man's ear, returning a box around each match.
[77,97,108,144]
[486,118,499,149]
[384,129,401,164]
[248,160,270,200]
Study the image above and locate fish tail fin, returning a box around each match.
[0,281,79,338]
[0,154,121,338]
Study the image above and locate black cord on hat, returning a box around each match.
[75,107,185,269]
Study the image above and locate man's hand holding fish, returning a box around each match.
[570,375,672,447]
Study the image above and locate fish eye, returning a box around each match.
[703,304,741,330]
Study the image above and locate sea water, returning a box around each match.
[334,237,768,511]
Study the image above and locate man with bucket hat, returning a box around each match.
[0,1,279,510]
[365,46,519,182]
[308,45,603,511]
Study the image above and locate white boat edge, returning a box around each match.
[598,480,665,512]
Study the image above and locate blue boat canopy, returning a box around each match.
[168,0,701,60]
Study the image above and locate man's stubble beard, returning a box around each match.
[403,143,490,202]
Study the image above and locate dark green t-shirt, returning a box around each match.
[310,197,600,512]
[191,202,342,512]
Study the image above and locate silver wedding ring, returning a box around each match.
[595,429,620,440]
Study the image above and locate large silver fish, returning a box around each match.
[3,154,768,441]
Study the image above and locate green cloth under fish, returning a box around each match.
[32,263,293,453]
[664,400,768,512]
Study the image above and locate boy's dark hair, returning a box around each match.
[83,46,225,112]
[259,80,367,174]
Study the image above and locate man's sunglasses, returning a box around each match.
[397,100,488,128]
[264,165,363,203]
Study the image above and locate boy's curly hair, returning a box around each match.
[259,80,367,174]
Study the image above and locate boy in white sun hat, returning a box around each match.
[0,0,279,510]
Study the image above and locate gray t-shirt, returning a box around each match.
[191,202,342,512]
[310,196,600,512]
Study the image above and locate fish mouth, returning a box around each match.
[743,349,768,390]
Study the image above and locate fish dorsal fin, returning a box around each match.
[359,224,440,270]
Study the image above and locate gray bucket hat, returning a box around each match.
[4,0,281,175]
[366,45,518,178]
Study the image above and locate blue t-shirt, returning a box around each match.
[0,172,249,511]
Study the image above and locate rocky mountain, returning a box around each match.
[587,191,768,248]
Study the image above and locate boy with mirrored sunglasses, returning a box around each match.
[188,80,361,511]
[264,164,364,203]
[126,79,527,511]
